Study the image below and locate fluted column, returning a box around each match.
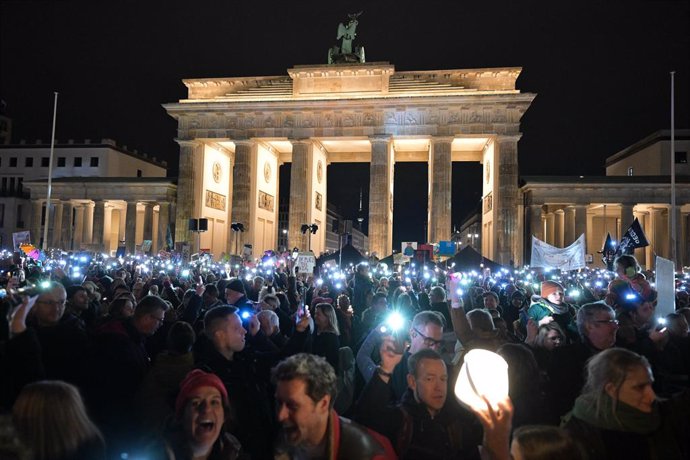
[61,201,73,250]
[681,210,689,268]
[92,200,105,250]
[564,206,576,245]
[82,202,94,245]
[554,209,565,248]
[73,205,86,248]
[51,202,63,248]
[125,201,138,254]
[157,201,170,251]
[174,140,203,246]
[494,135,520,265]
[620,203,634,239]
[288,139,310,251]
[230,139,253,254]
[526,204,543,264]
[633,210,647,267]
[574,205,587,243]
[428,137,453,244]
[31,200,43,247]
[368,135,393,257]
[143,202,154,243]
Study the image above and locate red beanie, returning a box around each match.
[541,281,564,298]
[175,369,228,418]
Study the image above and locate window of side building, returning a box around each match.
[9,157,17,167]
[676,151,688,164]
[41,157,49,167]
[25,157,33,167]
[90,157,99,167]
[57,157,66,167]
[74,157,82,167]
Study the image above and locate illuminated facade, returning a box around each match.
[165,62,535,264]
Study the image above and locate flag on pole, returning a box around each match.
[530,234,586,271]
[599,233,617,271]
[617,218,649,256]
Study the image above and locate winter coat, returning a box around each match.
[354,375,481,460]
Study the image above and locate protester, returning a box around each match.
[310,303,341,372]
[13,381,106,460]
[273,353,396,459]
[527,281,578,343]
[510,425,586,460]
[563,347,690,459]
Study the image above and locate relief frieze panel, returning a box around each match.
[177,103,524,140]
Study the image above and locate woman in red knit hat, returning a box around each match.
[164,369,245,460]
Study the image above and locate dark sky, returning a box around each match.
[1,0,688,247]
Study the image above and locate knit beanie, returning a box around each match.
[175,369,228,418]
[541,281,564,298]
[226,278,245,294]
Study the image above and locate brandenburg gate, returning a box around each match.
[164,62,535,265]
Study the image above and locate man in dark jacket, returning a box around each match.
[195,305,311,459]
[224,278,253,311]
[352,262,373,316]
[89,295,170,448]
[547,301,619,418]
[355,347,481,459]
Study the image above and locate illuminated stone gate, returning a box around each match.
[164,62,535,264]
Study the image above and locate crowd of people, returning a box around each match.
[0,249,689,459]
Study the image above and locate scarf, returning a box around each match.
[570,393,661,435]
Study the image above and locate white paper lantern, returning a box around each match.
[455,349,509,412]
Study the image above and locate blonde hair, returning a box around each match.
[316,303,340,336]
[12,381,103,460]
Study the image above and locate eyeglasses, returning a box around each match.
[412,327,443,348]
[37,299,66,307]
[593,319,619,326]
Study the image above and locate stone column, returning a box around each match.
[174,140,202,246]
[73,205,85,248]
[526,204,543,264]
[51,202,63,248]
[157,201,170,251]
[82,202,94,245]
[494,135,520,265]
[564,206,576,245]
[574,205,587,243]
[647,208,660,264]
[143,202,154,243]
[125,201,138,254]
[368,135,393,257]
[620,203,635,240]
[31,200,43,247]
[92,200,106,250]
[428,137,453,244]
[544,212,555,245]
[668,205,681,263]
[61,201,73,250]
[554,209,565,248]
[288,139,310,251]
[231,139,253,254]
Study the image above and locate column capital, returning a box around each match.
[430,136,455,145]
[368,134,391,145]
[176,139,203,148]
[288,138,312,147]
[233,138,255,147]
[495,134,523,143]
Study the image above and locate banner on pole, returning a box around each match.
[655,256,676,318]
[531,234,586,271]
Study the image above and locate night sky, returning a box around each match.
[1,1,688,248]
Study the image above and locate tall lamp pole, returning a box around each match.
[670,71,677,267]
[42,92,58,250]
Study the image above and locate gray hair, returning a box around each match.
[467,308,495,333]
[272,353,337,408]
[257,309,279,328]
[576,302,615,339]
[429,286,446,302]
[411,310,446,330]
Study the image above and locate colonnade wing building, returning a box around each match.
[164,62,535,265]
